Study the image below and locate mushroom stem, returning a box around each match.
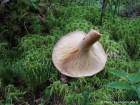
[78,29,101,52]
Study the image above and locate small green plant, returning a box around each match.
[49,81,71,97]
[0,66,15,86]
[30,0,43,10]
[107,69,140,102]
[4,84,27,104]
[64,93,85,105]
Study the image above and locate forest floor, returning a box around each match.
[0,1,140,105]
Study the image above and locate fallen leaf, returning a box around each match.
[60,74,68,84]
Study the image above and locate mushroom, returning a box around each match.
[52,29,107,77]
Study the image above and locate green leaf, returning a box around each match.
[129,104,140,105]
[127,73,140,84]
[137,85,140,99]
[107,82,134,90]
[32,2,37,9]
[23,91,27,95]
[31,0,36,2]
[38,3,43,6]
[108,69,128,77]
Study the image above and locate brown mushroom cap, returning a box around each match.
[52,29,107,77]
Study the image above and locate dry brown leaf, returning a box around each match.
[60,74,68,84]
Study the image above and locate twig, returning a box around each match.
[126,0,137,21]
[99,0,108,25]
[7,15,19,25]
[24,21,30,36]
[44,97,50,105]
[28,91,36,103]
[59,100,63,105]
[114,65,122,70]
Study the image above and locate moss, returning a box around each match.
[17,34,61,91]
[4,84,27,104]
[0,1,140,104]
[64,18,96,33]
[102,16,140,57]
[49,81,71,97]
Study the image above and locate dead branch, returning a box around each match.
[24,21,30,36]
[99,0,108,25]
[126,0,137,21]
[1,0,10,6]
